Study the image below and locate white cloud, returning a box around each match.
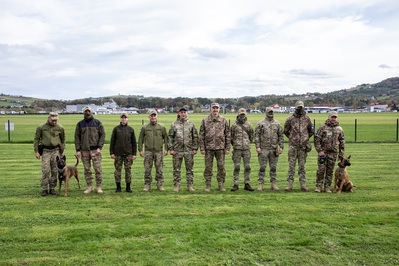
[0,0,398,100]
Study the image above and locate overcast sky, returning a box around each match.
[1,0,398,100]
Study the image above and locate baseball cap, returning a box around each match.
[211,103,220,108]
[48,112,58,120]
[178,106,188,112]
[238,108,246,115]
[295,101,304,108]
[266,107,274,113]
[120,112,128,118]
[149,110,157,116]
[329,111,338,118]
[83,106,92,112]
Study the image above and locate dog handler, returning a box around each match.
[34,112,66,196]
[314,111,345,193]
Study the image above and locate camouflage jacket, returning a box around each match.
[74,117,105,151]
[138,122,168,152]
[109,123,137,156]
[199,114,231,151]
[34,121,66,153]
[230,117,254,150]
[283,113,314,148]
[314,119,345,156]
[168,118,199,152]
[255,118,284,150]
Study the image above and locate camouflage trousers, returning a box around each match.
[204,150,226,185]
[172,151,194,186]
[232,149,251,185]
[316,152,338,188]
[144,151,164,186]
[113,155,133,183]
[257,149,279,184]
[40,149,60,190]
[81,150,103,187]
[287,145,308,185]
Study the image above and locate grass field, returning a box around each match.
[0,113,399,265]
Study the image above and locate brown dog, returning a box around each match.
[333,155,353,193]
[57,154,81,196]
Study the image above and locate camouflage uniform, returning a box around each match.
[230,115,254,185]
[138,121,168,187]
[283,110,314,188]
[74,111,105,189]
[199,113,231,187]
[314,118,345,190]
[109,121,137,184]
[255,116,284,185]
[34,115,65,194]
[168,117,198,187]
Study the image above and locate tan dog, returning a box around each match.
[333,155,353,193]
[57,155,81,196]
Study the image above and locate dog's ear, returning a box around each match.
[62,155,66,160]
[347,155,351,159]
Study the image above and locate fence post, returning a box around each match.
[355,119,357,142]
[396,119,398,142]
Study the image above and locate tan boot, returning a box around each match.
[324,186,332,193]
[315,186,322,193]
[285,183,293,192]
[257,183,264,191]
[84,186,93,194]
[143,184,151,192]
[218,183,226,192]
[173,185,180,192]
[270,182,279,191]
[157,184,165,191]
[96,186,103,194]
[300,184,309,192]
[204,184,211,192]
[187,185,195,192]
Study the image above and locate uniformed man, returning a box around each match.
[283,101,314,192]
[168,106,199,192]
[74,106,106,194]
[314,111,345,193]
[34,112,65,196]
[199,103,231,192]
[255,107,284,191]
[230,108,255,191]
[138,110,168,192]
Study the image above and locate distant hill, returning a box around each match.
[1,77,399,113]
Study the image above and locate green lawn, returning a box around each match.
[0,139,398,265]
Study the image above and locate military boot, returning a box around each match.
[84,186,94,194]
[324,186,332,193]
[96,185,103,194]
[173,184,180,192]
[300,184,309,192]
[126,183,132,193]
[315,186,322,193]
[187,184,195,192]
[157,184,165,191]
[285,183,293,192]
[41,189,48,197]
[49,188,57,195]
[115,182,122,193]
[218,182,226,192]
[244,183,254,191]
[230,184,239,191]
[257,183,264,191]
[204,183,211,192]
[270,181,279,191]
[143,184,151,192]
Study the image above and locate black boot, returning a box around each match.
[115,182,122,192]
[231,184,239,191]
[41,189,48,197]
[126,183,132,193]
[244,183,254,191]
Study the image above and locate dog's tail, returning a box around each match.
[74,154,79,167]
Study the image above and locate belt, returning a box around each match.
[43,145,58,150]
